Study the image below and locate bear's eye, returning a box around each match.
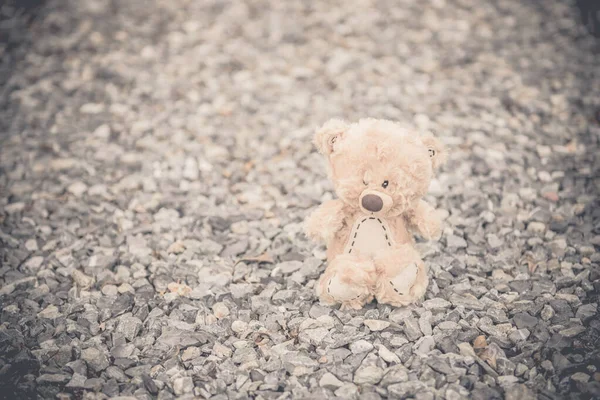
[382,180,389,189]
[363,179,368,186]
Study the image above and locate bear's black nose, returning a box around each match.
[361,194,383,212]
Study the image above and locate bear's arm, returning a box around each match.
[405,200,442,241]
[304,199,346,244]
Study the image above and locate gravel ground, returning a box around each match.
[1,0,600,399]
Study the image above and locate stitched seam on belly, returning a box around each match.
[380,219,392,246]
[347,217,392,252]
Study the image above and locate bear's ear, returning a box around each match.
[314,119,349,156]
[422,136,446,170]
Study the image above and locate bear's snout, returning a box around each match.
[361,194,383,212]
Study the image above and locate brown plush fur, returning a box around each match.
[306,118,446,309]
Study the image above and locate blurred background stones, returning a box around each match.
[0,0,599,399]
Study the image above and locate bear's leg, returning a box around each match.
[316,254,376,310]
[374,244,428,307]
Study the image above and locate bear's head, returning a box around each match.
[314,118,445,217]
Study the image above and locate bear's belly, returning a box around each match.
[343,216,394,257]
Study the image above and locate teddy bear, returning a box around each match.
[305,118,446,310]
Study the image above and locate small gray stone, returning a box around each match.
[71,269,94,289]
[173,377,194,395]
[38,305,61,319]
[66,360,87,376]
[487,234,504,248]
[181,346,201,361]
[571,372,590,383]
[220,239,248,257]
[364,319,390,331]
[24,256,44,272]
[541,360,554,373]
[447,235,467,248]
[575,303,597,321]
[106,366,128,382]
[532,281,556,295]
[438,321,461,330]
[335,383,359,399]
[423,298,451,310]
[350,340,374,354]
[116,316,143,341]
[376,344,400,364]
[102,284,119,296]
[228,283,255,299]
[81,347,109,372]
[319,372,344,390]
[111,343,135,358]
[559,325,585,338]
[513,313,537,329]
[509,329,530,343]
[282,352,319,372]
[404,318,422,341]
[231,320,249,334]
[515,363,528,377]
[24,239,38,251]
[540,305,555,321]
[426,357,454,375]
[388,381,427,398]
[309,304,332,319]
[272,289,297,303]
[578,246,595,256]
[527,222,546,234]
[37,374,70,384]
[278,261,303,274]
[487,308,508,323]
[124,365,151,378]
[389,308,413,324]
[504,384,536,400]
[380,365,409,386]
[212,302,230,319]
[497,375,519,387]
[66,373,87,389]
[301,327,329,345]
[414,336,435,355]
[446,385,470,400]
[550,239,568,258]
[418,312,433,336]
[496,358,516,375]
[449,293,484,310]
[508,280,531,293]
[354,366,384,385]
[142,373,159,395]
[232,347,257,364]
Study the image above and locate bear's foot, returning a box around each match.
[316,254,375,309]
[374,245,428,306]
